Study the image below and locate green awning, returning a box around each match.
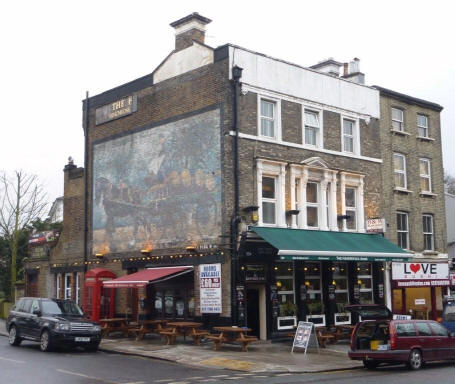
[251,227,412,262]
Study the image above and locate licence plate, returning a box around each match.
[75,337,90,342]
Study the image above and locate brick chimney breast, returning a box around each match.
[170,12,212,52]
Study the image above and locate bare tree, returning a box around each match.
[0,171,47,298]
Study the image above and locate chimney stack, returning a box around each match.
[170,12,212,52]
[342,57,365,84]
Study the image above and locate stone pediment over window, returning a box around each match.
[300,157,329,169]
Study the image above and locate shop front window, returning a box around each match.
[188,290,195,318]
[357,262,373,304]
[333,262,349,310]
[274,262,295,316]
[304,262,323,312]
[165,290,174,317]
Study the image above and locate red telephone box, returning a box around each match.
[83,268,116,322]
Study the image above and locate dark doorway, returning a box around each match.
[247,289,260,337]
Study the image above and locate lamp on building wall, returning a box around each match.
[185,245,197,253]
[140,249,152,256]
[95,253,104,259]
[286,209,300,216]
[242,205,259,222]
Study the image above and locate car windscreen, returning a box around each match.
[41,300,83,316]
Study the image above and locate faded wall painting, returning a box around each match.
[92,109,221,253]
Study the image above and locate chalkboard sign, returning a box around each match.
[378,283,384,299]
[328,284,336,300]
[353,284,360,301]
[271,285,279,318]
[291,321,320,354]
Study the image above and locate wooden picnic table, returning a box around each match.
[127,319,168,341]
[161,321,205,345]
[333,324,355,342]
[209,326,258,352]
[99,318,132,337]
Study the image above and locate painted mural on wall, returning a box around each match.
[92,109,221,253]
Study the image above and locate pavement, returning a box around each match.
[0,318,362,373]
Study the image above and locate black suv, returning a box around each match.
[6,297,101,352]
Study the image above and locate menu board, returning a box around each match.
[291,321,319,354]
[200,263,222,313]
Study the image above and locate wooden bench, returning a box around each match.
[159,328,178,345]
[206,333,228,351]
[316,329,336,348]
[190,328,210,346]
[235,334,259,352]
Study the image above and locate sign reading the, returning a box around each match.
[366,218,386,233]
[95,95,138,125]
[199,263,222,313]
[244,264,266,281]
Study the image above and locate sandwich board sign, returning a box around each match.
[291,321,320,354]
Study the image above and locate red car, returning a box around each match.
[347,304,455,370]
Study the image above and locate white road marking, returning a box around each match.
[224,378,244,380]
[186,377,204,380]
[56,369,120,384]
[252,375,268,378]
[0,356,26,364]
[276,373,292,376]
[167,382,190,384]
[210,375,229,378]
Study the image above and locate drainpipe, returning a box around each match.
[231,65,243,325]
[83,91,89,273]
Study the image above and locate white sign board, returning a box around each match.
[291,321,320,354]
[393,314,412,320]
[199,263,222,313]
[392,262,449,280]
[415,298,426,305]
[366,218,386,233]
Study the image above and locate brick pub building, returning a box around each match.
[24,13,446,340]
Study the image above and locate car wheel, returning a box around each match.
[40,330,53,352]
[407,348,423,370]
[84,342,100,352]
[8,326,22,346]
[363,360,378,370]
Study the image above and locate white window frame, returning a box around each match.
[341,116,360,155]
[357,262,373,304]
[394,153,407,190]
[261,176,277,225]
[56,274,61,299]
[344,186,357,231]
[423,214,434,251]
[303,108,322,148]
[258,95,281,141]
[306,181,320,229]
[392,108,404,132]
[64,273,72,300]
[75,272,80,305]
[340,172,365,233]
[397,211,410,250]
[257,160,286,227]
[417,114,429,138]
[419,158,432,193]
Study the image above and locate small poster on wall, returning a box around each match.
[200,264,222,313]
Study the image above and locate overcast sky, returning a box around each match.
[1,0,454,208]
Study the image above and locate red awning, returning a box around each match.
[103,266,193,288]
